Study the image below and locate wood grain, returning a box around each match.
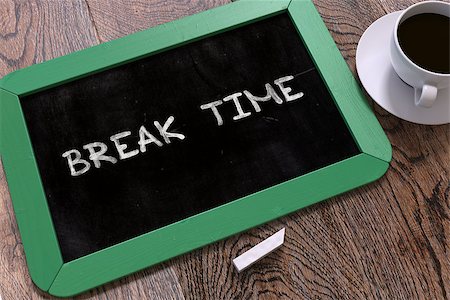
[0,0,192,299]
[0,0,99,77]
[0,0,448,299]
[172,0,449,299]
[84,0,230,41]
[0,2,96,299]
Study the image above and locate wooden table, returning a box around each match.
[0,0,448,299]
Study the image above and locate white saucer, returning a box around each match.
[356,11,450,125]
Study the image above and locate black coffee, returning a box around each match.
[398,13,450,74]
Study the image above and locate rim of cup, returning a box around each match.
[393,0,450,77]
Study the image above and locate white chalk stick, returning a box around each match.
[233,228,285,272]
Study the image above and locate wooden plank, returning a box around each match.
[0,1,99,298]
[0,0,186,299]
[0,0,99,78]
[172,0,450,299]
[0,0,448,299]
[85,0,231,41]
[314,0,449,297]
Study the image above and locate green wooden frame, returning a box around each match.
[0,0,391,297]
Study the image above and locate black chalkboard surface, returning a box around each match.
[20,13,359,262]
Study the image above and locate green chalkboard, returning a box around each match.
[0,0,391,297]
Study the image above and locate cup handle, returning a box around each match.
[415,84,438,108]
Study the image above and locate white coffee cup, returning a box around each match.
[390,1,450,108]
